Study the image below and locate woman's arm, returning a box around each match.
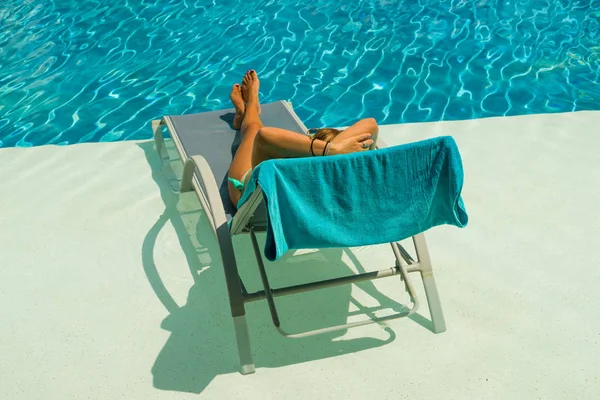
[252,126,373,166]
[253,127,326,165]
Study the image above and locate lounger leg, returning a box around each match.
[216,224,256,374]
[413,234,447,333]
[233,315,255,375]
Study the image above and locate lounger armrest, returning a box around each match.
[229,187,264,236]
[181,155,229,233]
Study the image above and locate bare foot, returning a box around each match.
[241,70,261,115]
[230,83,245,130]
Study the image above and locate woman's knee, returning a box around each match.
[253,126,287,165]
[251,128,272,165]
[255,127,274,147]
[254,127,277,154]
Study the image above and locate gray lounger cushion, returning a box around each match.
[167,101,308,218]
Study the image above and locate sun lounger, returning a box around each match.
[152,101,466,375]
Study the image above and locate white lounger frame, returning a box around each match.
[151,106,446,375]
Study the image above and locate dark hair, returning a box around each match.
[308,127,342,142]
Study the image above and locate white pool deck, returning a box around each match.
[1,111,599,399]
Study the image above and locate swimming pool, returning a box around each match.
[1,0,599,147]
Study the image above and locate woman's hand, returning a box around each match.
[329,133,373,155]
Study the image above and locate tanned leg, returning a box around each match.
[230,83,245,130]
[228,70,261,207]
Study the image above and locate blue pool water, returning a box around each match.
[1,0,599,147]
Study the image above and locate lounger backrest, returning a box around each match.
[167,101,309,220]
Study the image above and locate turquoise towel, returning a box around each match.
[237,136,468,261]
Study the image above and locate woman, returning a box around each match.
[228,70,379,207]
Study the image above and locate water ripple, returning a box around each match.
[1,0,599,147]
